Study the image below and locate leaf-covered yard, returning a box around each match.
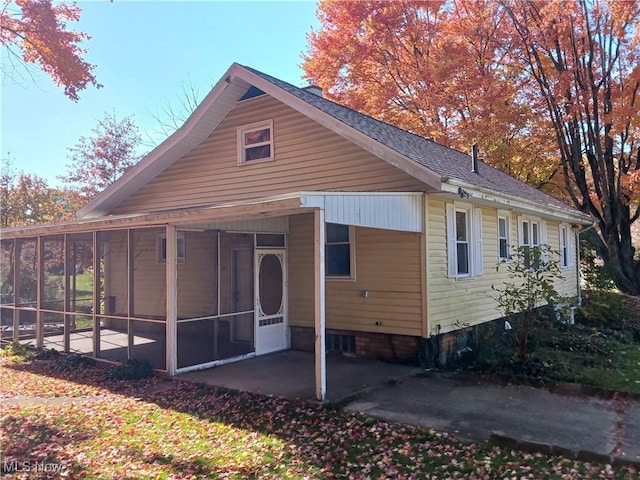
[1,355,637,479]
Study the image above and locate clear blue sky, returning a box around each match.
[1,0,320,187]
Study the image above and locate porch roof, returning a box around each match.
[0,193,304,239]
[1,191,426,239]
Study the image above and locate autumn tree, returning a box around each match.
[303,0,559,188]
[1,0,100,101]
[304,0,640,294]
[499,0,640,294]
[0,157,65,227]
[59,111,142,203]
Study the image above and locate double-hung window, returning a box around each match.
[498,212,511,262]
[455,210,470,276]
[519,218,544,268]
[559,223,573,268]
[325,223,354,279]
[237,120,273,164]
[446,203,482,278]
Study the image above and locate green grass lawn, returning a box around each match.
[460,291,640,395]
[537,342,640,394]
[0,352,637,479]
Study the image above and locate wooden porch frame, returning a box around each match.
[314,208,326,401]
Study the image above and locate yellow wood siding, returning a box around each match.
[426,197,579,335]
[112,95,425,214]
[288,213,423,337]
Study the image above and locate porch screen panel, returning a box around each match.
[97,231,129,317]
[43,312,64,351]
[0,239,15,306]
[131,319,165,370]
[43,237,65,312]
[67,235,94,355]
[132,228,166,320]
[17,310,36,345]
[97,316,128,363]
[17,239,37,308]
[1,308,13,344]
[96,231,129,364]
[16,239,37,343]
[0,240,15,344]
[218,233,254,360]
[177,231,218,369]
[67,234,93,314]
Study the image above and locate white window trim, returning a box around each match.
[237,119,274,165]
[157,232,185,264]
[518,215,547,248]
[446,202,482,279]
[326,224,356,281]
[518,215,548,268]
[559,223,573,269]
[497,210,511,262]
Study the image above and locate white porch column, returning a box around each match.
[166,225,178,375]
[313,208,327,401]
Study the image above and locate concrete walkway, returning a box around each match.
[178,351,639,466]
[180,350,420,401]
[345,372,640,467]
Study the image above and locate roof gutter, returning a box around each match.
[442,178,593,225]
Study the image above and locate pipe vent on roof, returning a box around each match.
[471,144,479,174]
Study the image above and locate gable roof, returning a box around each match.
[79,63,590,223]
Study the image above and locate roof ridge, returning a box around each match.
[241,64,464,152]
[241,64,586,219]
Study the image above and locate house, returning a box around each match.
[0,63,591,400]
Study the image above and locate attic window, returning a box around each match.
[237,120,273,165]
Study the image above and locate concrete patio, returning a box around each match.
[179,350,421,402]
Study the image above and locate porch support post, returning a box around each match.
[92,231,99,357]
[166,225,178,375]
[36,236,44,349]
[313,208,326,401]
[13,240,19,343]
[420,194,428,338]
[127,230,134,358]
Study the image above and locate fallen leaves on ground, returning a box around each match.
[1,357,637,479]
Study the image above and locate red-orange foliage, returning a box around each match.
[59,111,141,202]
[1,0,100,101]
[304,0,640,294]
[303,0,559,188]
[0,159,66,227]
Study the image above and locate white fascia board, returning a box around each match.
[78,63,249,219]
[441,180,593,225]
[235,69,443,192]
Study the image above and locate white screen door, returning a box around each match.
[255,249,287,355]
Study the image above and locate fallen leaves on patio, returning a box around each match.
[1,357,637,479]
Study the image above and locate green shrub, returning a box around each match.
[103,358,153,381]
[0,342,35,361]
[580,233,616,290]
[55,353,96,371]
[35,347,60,360]
[576,290,631,330]
[492,245,566,361]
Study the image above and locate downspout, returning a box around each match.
[577,223,597,305]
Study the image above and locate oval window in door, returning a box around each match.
[259,254,283,316]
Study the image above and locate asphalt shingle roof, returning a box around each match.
[245,65,583,217]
